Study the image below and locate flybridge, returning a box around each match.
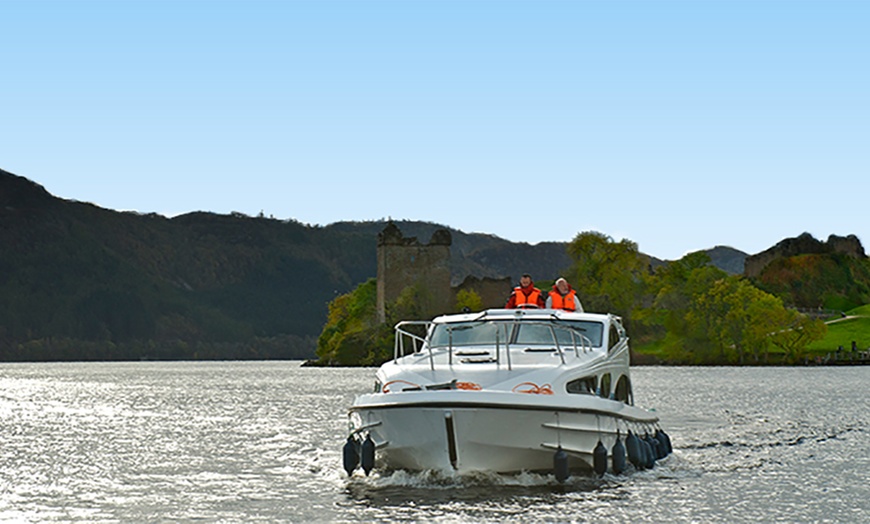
[392,314,607,370]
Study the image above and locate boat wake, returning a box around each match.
[342,469,601,507]
[339,457,694,517]
[344,455,681,492]
[348,468,573,489]
[680,424,862,451]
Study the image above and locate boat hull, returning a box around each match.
[349,391,658,474]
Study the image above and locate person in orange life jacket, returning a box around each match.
[505,273,546,309]
[546,277,584,312]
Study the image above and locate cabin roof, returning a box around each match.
[430,308,614,325]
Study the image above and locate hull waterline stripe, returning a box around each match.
[350,401,658,423]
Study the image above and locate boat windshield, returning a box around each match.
[429,322,501,348]
[428,320,604,349]
[515,321,604,348]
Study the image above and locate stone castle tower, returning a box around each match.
[376,222,452,322]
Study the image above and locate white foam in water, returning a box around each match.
[348,467,613,490]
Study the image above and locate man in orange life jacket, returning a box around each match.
[545,277,584,312]
[505,273,546,309]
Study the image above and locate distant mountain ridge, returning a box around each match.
[705,245,750,275]
[0,168,764,360]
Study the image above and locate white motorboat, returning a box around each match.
[344,308,671,479]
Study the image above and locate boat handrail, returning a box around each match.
[394,318,598,371]
[547,323,567,365]
[568,328,593,357]
[394,320,434,369]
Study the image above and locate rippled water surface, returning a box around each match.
[0,362,867,522]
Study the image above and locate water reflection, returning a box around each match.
[0,363,867,522]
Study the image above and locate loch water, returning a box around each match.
[0,361,867,523]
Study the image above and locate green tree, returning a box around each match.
[566,231,646,324]
[316,279,383,365]
[769,311,827,364]
[648,254,720,327]
[643,252,728,362]
[455,289,483,312]
[316,280,436,366]
[689,277,796,364]
[723,283,783,364]
[389,284,433,322]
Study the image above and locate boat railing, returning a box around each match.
[394,319,596,371]
[394,320,434,368]
[557,326,593,359]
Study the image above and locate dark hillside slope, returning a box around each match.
[0,168,766,361]
[0,170,576,360]
[0,170,369,359]
[705,246,747,275]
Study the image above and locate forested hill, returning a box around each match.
[0,171,367,359]
[0,169,751,361]
[0,170,585,361]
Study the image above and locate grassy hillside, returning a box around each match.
[847,304,870,316]
[634,311,870,362]
[753,253,870,311]
[807,306,870,352]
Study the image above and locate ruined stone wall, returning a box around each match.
[827,234,866,259]
[376,223,452,321]
[453,275,514,310]
[744,232,867,278]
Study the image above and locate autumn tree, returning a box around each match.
[316,279,390,365]
[316,280,438,366]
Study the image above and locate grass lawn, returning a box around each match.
[634,304,870,362]
[633,338,667,358]
[847,304,870,316]
[806,306,870,353]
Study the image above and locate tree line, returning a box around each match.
[315,231,828,366]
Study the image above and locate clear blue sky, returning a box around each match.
[2,0,868,260]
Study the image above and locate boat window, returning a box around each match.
[428,320,604,349]
[599,373,611,398]
[566,376,597,395]
[515,321,604,347]
[614,375,632,404]
[514,324,557,345]
[429,322,502,348]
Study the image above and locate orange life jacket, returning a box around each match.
[514,286,541,306]
[549,290,577,311]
